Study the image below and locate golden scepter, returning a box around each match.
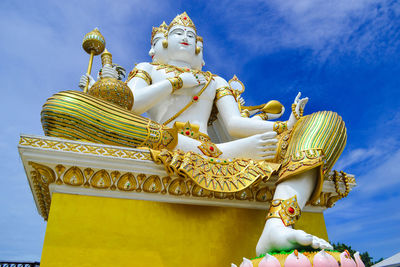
[82,28,105,93]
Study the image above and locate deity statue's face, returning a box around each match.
[149,32,168,64]
[167,25,197,64]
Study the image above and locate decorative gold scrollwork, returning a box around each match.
[90,170,112,189]
[117,173,137,191]
[142,175,162,193]
[25,160,353,220]
[168,178,188,196]
[29,162,56,184]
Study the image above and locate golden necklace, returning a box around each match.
[163,71,213,126]
[151,62,206,77]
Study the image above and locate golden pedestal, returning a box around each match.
[18,135,354,266]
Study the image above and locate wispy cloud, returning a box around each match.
[205,0,400,63]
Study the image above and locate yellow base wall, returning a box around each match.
[40,193,328,267]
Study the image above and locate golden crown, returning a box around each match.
[167,12,197,33]
[150,21,168,44]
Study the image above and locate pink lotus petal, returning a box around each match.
[240,257,253,267]
[259,254,281,267]
[313,250,339,267]
[340,250,357,267]
[354,252,366,267]
[284,251,311,267]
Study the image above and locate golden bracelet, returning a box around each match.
[167,77,183,93]
[273,121,287,134]
[291,103,303,120]
[257,113,268,120]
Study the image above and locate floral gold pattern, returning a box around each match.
[19,136,152,161]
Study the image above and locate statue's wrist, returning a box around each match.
[273,121,287,134]
[167,77,183,93]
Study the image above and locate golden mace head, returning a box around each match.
[82,28,106,55]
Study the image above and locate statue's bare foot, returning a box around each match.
[217,132,278,160]
[256,218,333,256]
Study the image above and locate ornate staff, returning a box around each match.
[82,28,105,93]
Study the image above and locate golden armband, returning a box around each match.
[266,196,301,226]
[167,76,183,93]
[126,68,152,85]
[273,121,288,134]
[215,86,235,102]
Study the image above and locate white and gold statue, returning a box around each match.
[43,12,347,255]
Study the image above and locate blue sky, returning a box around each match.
[1,0,399,262]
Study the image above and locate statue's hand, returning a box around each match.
[264,106,285,120]
[78,74,95,90]
[288,92,308,129]
[179,72,206,89]
[101,64,119,79]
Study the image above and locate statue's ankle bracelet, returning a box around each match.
[266,195,301,226]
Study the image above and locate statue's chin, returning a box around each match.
[168,51,196,65]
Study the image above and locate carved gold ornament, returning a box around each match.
[173,121,210,142]
[168,12,197,33]
[215,86,235,102]
[266,196,301,226]
[150,21,168,44]
[150,149,280,193]
[167,76,183,93]
[273,121,288,134]
[197,140,222,158]
[126,68,152,85]
[20,135,354,220]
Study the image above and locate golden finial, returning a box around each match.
[151,21,168,44]
[101,48,112,66]
[88,48,134,110]
[160,21,168,29]
[82,28,106,93]
[168,12,197,33]
[82,27,106,56]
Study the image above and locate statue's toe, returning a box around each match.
[288,229,313,247]
[311,236,321,249]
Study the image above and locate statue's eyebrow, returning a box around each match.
[169,28,184,35]
[152,37,161,46]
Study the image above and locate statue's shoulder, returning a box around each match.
[131,62,153,73]
[126,62,154,85]
[212,74,229,88]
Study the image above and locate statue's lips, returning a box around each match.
[180,42,189,46]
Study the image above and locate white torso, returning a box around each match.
[139,63,217,135]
